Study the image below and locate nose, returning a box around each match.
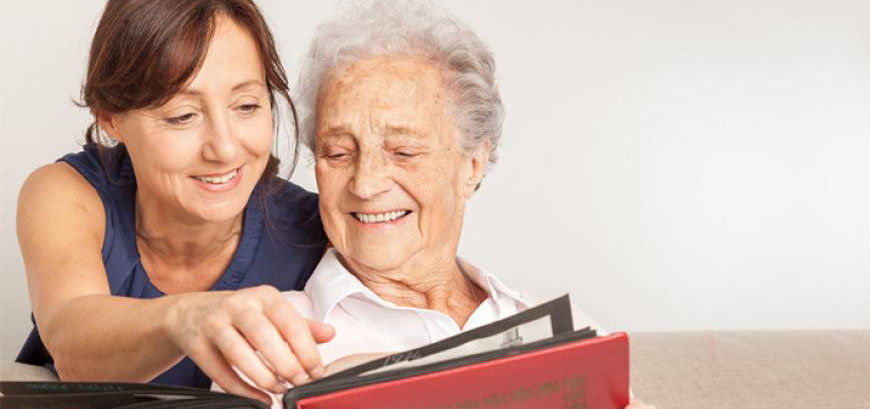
[349,150,393,199]
[202,113,239,163]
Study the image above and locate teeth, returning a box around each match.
[195,169,238,185]
[354,210,409,224]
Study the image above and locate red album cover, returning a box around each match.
[292,332,629,409]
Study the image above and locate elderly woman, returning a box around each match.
[17,0,333,403]
[286,0,543,363]
[267,1,652,408]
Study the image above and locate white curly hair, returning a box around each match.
[296,0,504,164]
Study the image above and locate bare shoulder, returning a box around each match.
[18,162,105,230]
[20,162,102,202]
[17,162,110,312]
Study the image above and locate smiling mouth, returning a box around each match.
[193,168,239,185]
[352,210,411,224]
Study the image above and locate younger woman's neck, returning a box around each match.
[134,194,243,262]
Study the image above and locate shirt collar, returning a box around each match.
[303,249,370,322]
[458,256,534,310]
[304,249,532,322]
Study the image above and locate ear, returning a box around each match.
[96,111,124,143]
[463,139,491,199]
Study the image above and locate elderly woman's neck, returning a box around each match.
[345,256,486,328]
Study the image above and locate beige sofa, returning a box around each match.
[3,330,869,408]
[630,330,870,409]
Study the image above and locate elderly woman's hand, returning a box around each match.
[166,285,334,402]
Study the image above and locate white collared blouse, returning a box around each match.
[283,249,602,366]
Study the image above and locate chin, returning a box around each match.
[193,195,250,222]
[187,178,258,222]
[345,245,412,273]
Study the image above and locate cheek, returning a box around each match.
[126,129,199,175]
[315,163,349,242]
[413,158,467,225]
[245,116,274,156]
[417,159,462,201]
[315,162,345,208]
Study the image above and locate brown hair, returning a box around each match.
[81,0,298,185]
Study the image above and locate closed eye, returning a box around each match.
[165,113,196,126]
[394,150,422,160]
[238,104,261,114]
[322,150,354,161]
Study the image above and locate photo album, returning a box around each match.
[0,295,629,409]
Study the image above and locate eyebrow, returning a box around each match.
[318,125,428,140]
[178,79,267,96]
[319,126,353,139]
[383,125,427,139]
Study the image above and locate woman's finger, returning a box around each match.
[264,297,326,380]
[211,324,286,394]
[235,309,308,387]
[308,319,336,343]
[187,338,271,404]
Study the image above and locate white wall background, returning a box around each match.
[2,0,869,361]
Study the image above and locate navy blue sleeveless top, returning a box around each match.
[16,144,327,388]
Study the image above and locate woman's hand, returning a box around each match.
[625,398,656,409]
[166,285,335,403]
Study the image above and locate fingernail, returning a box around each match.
[310,365,325,379]
[274,382,289,393]
[291,373,310,386]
